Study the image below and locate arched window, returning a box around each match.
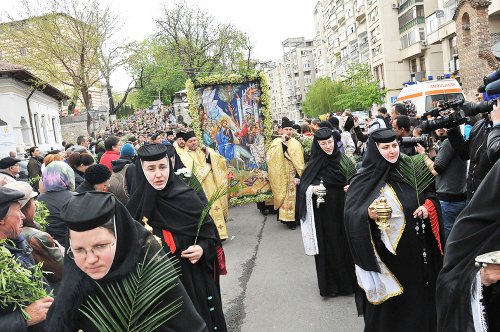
[461,13,470,31]
[20,117,32,145]
[41,115,48,144]
[33,114,41,144]
[51,117,59,143]
[462,12,471,47]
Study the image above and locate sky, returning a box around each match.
[1,0,316,91]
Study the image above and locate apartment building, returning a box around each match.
[280,38,317,121]
[314,1,331,78]
[264,60,291,122]
[313,0,499,107]
[315,0,409,105]
[425,0,499,99]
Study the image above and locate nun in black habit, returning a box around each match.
[297,128,357,297]
[344,129,443,332]
[126,144,227,332]
[436,159,500,332]
[45,191,207,331]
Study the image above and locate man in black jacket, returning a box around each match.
[418,128,467,241]
[448,100,500,201]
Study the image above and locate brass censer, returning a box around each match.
[369,188,392,230]
[316,179,327,208]
[142,216,162,244]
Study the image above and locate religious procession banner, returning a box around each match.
[186,72,273,206]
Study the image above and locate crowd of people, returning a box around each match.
[1,99,500,331]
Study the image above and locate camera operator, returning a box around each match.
[392,115,417,155]
[447,99,500,201]
[416,127,468,241]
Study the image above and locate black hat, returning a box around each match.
[85,164,112,185]
[282,117,294,129]
[370,128,397,143]
[182,131,196,141]
[328,116,340,128]
[166,130,174,136]
[0,157,21,169]
[0,187,24,220]
[318,121,333,129]
[314,127,334,140]
[137,144,168,161]
[61,192,116,232]
[175,132,184,140]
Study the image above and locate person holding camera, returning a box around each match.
[447,99,500,201]
[416,127,468,241]
[392,115,417,156]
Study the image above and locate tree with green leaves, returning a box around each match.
[127,39,187,109]
[1,0,129,133]
[336,62,386,111]
[302,77,347,118]
[154,0,253,80]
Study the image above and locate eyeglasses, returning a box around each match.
[67,242,116,260]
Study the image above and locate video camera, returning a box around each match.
[479,68,500,101]
[400,134,432,148]
[421,69,500,133]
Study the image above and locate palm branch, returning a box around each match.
[79,250,183,332]
[195,183,241,244]
[339,154,358,182]
[396,154,435,204]
[185,165,203,193]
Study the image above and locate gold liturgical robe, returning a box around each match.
[266,137,305,222]
[181,147,229,239]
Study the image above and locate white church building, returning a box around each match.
[0,62,67,157]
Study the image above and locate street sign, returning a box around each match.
[390,96,397,104]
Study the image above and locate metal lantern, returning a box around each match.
[316,179,327,208]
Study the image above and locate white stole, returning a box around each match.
[354,184,405,304]
[300,185,319,256]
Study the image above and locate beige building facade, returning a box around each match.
[0,14,109,116]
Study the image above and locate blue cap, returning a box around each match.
[120,143,136,158]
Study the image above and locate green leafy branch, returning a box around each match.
[80,249,182,332]
[28,175,40,187]
[0,241,50,320]
[34,201,50,232]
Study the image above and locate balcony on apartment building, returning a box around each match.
[398,0,423,15]
[400,40,427,60]
[337,4,346,25]
[334,62,348,77]
[426,2,457,45]
[355,0,365,21]
[399,17,425,34]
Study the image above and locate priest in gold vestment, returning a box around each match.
[174,132,189,160]
[180,131,229,240]
[266,118,305,229]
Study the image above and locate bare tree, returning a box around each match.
[1,0,117,133]
[155,0,252,79]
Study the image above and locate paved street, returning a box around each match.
[220,204,364,332]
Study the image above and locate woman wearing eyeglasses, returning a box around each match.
[45,191,207,332]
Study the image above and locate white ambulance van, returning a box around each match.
[396,79,465,117]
